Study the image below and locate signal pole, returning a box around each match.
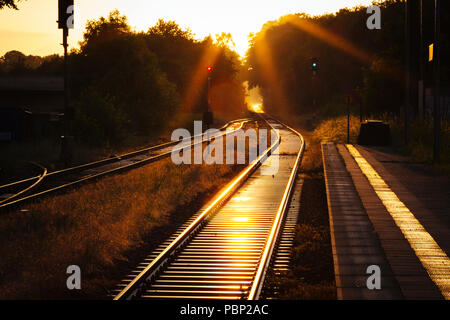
[204,66,213,129]
[58,0,74,166]
[61,27,71,164]
[311,58,319,108]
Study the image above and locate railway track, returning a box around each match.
[112,115,305,300]
[0,119,250,211]
[0,162,47,206]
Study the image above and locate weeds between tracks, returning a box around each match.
[274,123,336,300]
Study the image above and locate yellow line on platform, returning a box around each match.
[346,144,450,300]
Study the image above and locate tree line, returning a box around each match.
[245,0,449,119]
[0,10,246,146]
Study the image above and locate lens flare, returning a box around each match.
[250,104,264,113]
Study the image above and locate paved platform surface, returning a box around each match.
[322,143,450,300]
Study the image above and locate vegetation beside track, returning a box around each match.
[311,113,450,176]
[272,112,449,299]
[0,158,244,299]
[0,111,216,185]
[268,118,336,300]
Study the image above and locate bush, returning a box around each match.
[312,115,361,144]
[73,87,129,146]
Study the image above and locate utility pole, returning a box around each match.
[58,0,74,166]
[433,0,441,162]
[344,94,353,144]
[404,0,410,145]
[418,0,424,121]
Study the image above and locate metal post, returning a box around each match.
[433,0,441,162]
[60,27,72,165]
[207,76,211,113]
[206,75,211,129]
[63,27,68,133]
[404,0,410,145]
[418,0,424,120]
[312,70,317,108]
[360,100,363,123]
[347,103,350,144]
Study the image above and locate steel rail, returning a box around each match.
[113,117,281,300]
[0,162,47,205]
[247,118,305,300]
[0,120,249,211]
[0,119,250,192]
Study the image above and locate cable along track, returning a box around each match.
[113,115,305,300]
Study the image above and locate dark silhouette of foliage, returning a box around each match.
[0,0,24,10]
[71,11,179,143]
[1,10,246,146]
[0,51,62,76]
[69,11,245,144]
[246,0,449,118]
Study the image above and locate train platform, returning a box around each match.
[322,143,450,300]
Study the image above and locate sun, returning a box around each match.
[250,104,264,113]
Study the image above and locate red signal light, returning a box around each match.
[207,66,213,72]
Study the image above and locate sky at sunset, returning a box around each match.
[0,0,374,58]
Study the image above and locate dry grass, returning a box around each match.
[0,158,240,299]
[269,213,335,300]
[276,279,336,300]
[276,167,336,300]
[264,118,336,300]
[312,114,450,176]
[312,115,361,145]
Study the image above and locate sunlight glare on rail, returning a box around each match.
[232,217,249,223]
[233,196,252,202]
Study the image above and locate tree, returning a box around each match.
[245,0,450,118]
[0,0,24,10]
[0,51,62,76]
[144,19,246,118]
[145,19,198,93]
[148,19,194,40]
[71,11,179,142]
[73,87,129,146]
[79,10,131,52]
